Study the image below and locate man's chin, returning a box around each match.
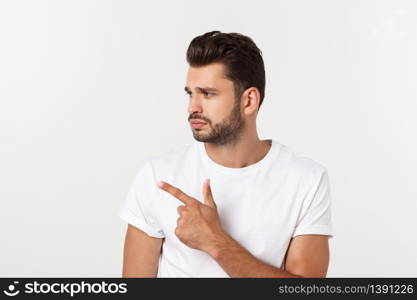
[192,135,206,142]
[192,133,211,143]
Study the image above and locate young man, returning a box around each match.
[119,31,333,277]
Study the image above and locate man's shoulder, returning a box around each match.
[145,141,198,171]
[276,141,328,179]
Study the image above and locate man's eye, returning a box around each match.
[204,92,213,97]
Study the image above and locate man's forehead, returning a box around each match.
[186,63,231,88]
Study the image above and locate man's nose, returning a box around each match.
[187,94,203,115]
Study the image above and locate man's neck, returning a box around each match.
[204,137,271,169]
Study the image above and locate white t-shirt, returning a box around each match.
[118,139,333,277]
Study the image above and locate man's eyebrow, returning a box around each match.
[184,86,219,93]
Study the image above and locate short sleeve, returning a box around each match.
[118,161,165,238]
[292,170,333,238]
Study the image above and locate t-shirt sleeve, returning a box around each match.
[292,169,333,238]
[118,161,165,238]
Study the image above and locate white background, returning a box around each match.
[1,0,416,277]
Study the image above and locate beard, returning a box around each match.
[190,98,245,146]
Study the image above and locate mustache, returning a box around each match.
[188,116,209,123]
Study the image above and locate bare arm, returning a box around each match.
[283,234,330,277]
[207,233,330,278]
[121,224,164,277]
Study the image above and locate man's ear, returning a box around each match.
[243,87,261,114]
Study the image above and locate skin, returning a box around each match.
[122,224,162,277]
[185,62,271,168]
[121,62,330,277]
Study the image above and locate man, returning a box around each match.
[118,31,333,277]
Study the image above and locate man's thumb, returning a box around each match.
[203,178,216,209]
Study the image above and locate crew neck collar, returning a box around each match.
[197,139,280,174]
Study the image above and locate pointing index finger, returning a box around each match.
[158,181,194,205]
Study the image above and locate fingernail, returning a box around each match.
[157,181,164,187]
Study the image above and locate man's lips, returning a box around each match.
[190,119,207,129]
[190,119,207,125]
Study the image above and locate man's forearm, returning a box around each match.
[206,232,301,278]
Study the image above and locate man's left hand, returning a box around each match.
[157,179,226,253]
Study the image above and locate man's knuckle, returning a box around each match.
[178,216,187,226]
[173,190,182,198]
[177,205,185,214]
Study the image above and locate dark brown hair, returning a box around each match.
[186,31,265,110]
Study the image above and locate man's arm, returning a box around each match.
[206,233,330,278]
[283,234,329,277]
[121,224,163,277]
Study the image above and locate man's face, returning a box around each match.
[185,62,245,145]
